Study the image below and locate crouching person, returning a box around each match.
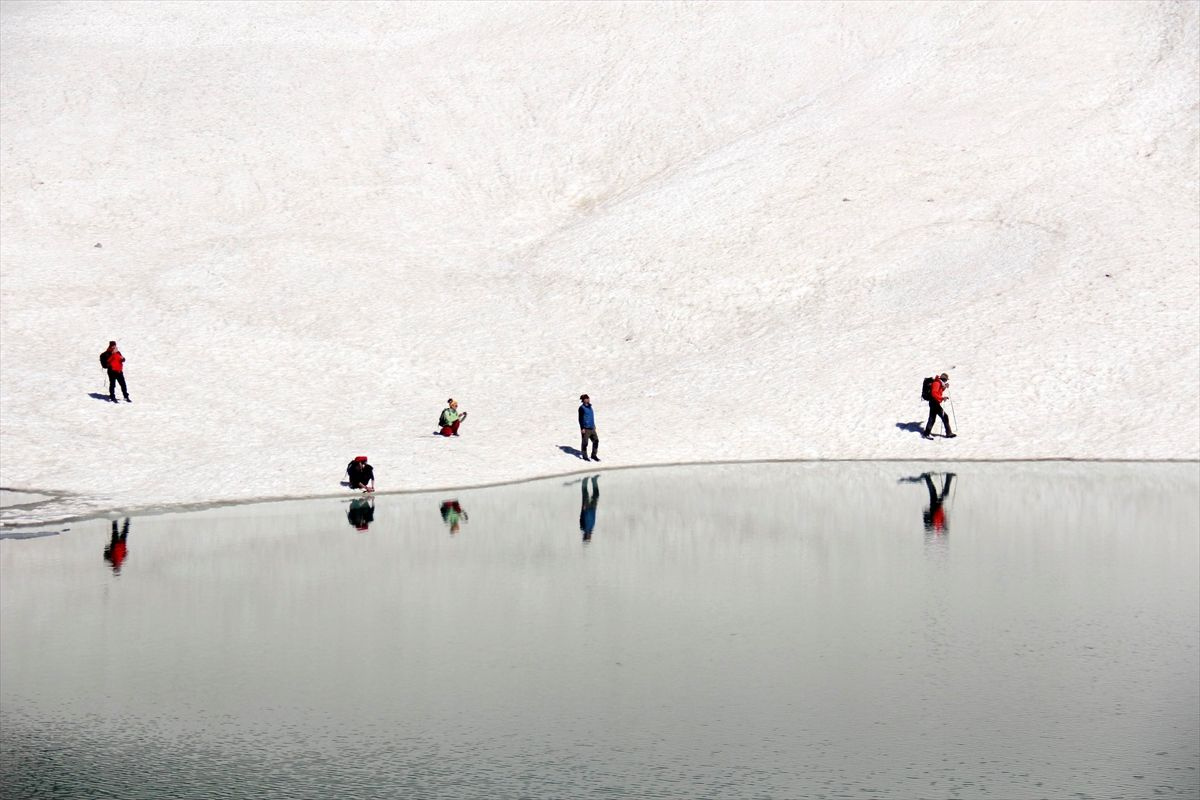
[346,455,375,492]
[439,398,468,437]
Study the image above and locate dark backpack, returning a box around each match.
[921,376,935,402]
[99,350,111,369]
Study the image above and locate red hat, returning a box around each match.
[354,455,368,462]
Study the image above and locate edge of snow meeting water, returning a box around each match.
[2,457,1196,529]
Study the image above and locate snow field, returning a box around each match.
[1,1,1197,524]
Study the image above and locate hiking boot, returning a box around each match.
[945,433,957,438]
[591,455,601,462]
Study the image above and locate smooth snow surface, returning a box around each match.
[2,1,1198,524]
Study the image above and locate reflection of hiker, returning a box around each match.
[347,497,375,531]
[922,372,955,440]
[346,456,375,492]
[439,399,468,437]
[440,500,468,534]
[104,518,130,573]
[921,472,954,532]
[101,341,131,403]
[578,394,599,461]
[579,475,599,541]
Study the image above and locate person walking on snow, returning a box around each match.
[439,399,467,436]
[923,372,956,440]
[346,456,375,492]
[101,341,130,403]
[578,394,599,461]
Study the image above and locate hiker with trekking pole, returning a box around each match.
[921,372,956,440]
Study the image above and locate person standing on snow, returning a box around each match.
[578,394,599,461]
[439,399,468,436]
[101,341,131,403]
[346,456,375,492]
[923,372,956,440]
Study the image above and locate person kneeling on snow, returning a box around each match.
[346,456,375,492]
[439,398,467,436]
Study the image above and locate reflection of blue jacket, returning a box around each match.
[578,404,595,429]
[579,478,598,534]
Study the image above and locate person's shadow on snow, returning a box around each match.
[558,445,587,460]
[895,421,925,436]
[87,392,113,402]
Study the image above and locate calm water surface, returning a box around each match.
[2,462,1197,799]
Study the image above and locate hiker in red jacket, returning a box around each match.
[923,372,954,439]
[102,341,131,403]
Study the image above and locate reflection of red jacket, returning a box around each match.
[108,351,125,372]
[930,378,945,402]
[931,507,946,531]
[106,541,127,571]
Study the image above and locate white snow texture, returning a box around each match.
[1,1,1198,524]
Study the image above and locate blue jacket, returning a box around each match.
[578,404,595,429]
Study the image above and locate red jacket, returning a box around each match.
[930,377,945,403]
[108,350,125,372]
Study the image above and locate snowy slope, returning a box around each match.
[2,1,1197,525]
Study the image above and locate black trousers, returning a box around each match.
[580,428,599,458]
[924,400,951,436]
[107,369,129,400]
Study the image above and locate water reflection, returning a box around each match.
[2,463,1196,800]
[103,517,130,573]
[578,474,599,541]
[346,497,375,532]
[899,472,955,534]
[439,500,468,534]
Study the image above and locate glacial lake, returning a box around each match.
[1,462,1197,800]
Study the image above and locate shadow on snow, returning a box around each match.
[558,445,588,460]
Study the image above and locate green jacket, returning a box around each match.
[440,407,460,427]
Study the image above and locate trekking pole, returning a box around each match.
[949,397,958,433]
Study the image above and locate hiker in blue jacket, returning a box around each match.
[578,394,599,461]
